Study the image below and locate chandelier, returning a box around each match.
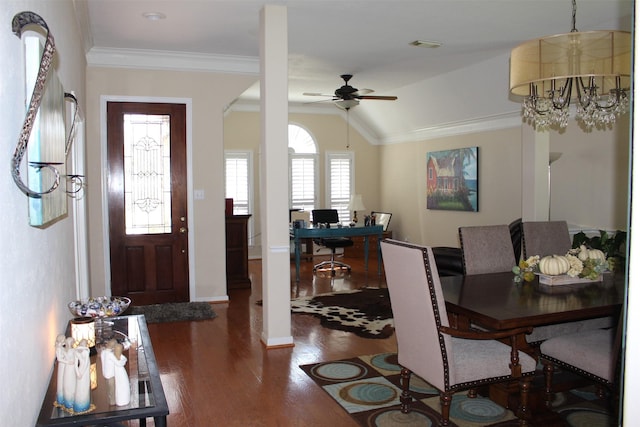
[509,0,631,129]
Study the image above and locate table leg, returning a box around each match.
[377,232,382,275]
[295,236,301,281]
[363,236,370,271]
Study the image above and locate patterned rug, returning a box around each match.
[300,353,615,427]
[127,302,216,323]
[290,288,394,339]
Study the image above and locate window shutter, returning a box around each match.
[290,156,315,211]
[327,153,353,223]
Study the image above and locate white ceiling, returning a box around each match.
[80,0,633,143]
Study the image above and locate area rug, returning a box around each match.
[290,288,394,339]
[300,353,615,427]
[127,302,216,323]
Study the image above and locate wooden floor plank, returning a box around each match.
[142,256,396,426]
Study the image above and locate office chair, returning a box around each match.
[311,209,354,276]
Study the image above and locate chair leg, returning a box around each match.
[399,368,413,413]
[440,392,452,426]
[542,361,554,407]
[517,378,531,427]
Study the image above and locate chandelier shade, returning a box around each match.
[510,30,631,97]
[509,1,631,129]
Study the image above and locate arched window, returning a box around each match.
[289,124,318,211]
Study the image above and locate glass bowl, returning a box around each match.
[68,296,131,319]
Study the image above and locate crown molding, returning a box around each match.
[228,100,383,146]
[86,47,260,74]
[229,100,523,145]
[87,48,523,144]
[380,112,523,144]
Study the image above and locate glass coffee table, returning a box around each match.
[37,315,168,426]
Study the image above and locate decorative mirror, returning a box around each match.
[372,212,392,231]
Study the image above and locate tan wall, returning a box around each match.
[380,127,523,247]
[85,67,257,300]
[380,120,630,248]
[85,67,630,297]
[224,110,381,248]
[549,115,630,231]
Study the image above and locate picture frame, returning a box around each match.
[426,147,478,212]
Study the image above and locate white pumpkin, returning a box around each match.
[539,255,571,276]
[587,248,606,261]
[577,245,590,261]
[577,245,606,262]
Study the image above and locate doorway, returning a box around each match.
[107,102,189,305]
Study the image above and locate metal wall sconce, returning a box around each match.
[11,11,84,201]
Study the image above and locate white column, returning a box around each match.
[259,5,293,347]
[521,125,550,221]
[623,5,639,419]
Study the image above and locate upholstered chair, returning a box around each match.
[520,220,615,344]
[459,225,516,275]
[521,220,572,258]
[540,313,622,406]
[380,239,536,426]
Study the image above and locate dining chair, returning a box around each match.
[521,220,572,258]
[521,220,615,345]
[380,239,536,426]
[539,311,623,406]
[311,209,354,276]
[431,246,464,276]
[459,225,516,275]
[509,218,523,262]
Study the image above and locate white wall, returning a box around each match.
[0,1,86,424]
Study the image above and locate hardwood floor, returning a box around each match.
[143,254,396,426]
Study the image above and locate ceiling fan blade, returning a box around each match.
[356,95,398,100]
[303,98,336,105]
[352,88,374,96]
[303,92,334,97]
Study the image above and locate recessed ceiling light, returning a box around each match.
[410,40,442,48]
[142,12,166,21]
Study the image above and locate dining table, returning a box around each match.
[440,271,624,336]
[439,271,625,412]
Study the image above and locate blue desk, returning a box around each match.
[291,224,384,281]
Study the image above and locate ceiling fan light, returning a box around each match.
[142,12,166,21]
[335,99,359,110]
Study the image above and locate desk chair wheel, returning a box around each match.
[313,260,351,276]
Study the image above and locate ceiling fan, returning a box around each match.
[303,74,398,110]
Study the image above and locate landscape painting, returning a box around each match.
[426,147,478,211]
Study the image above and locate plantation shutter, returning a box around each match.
[224,150,253,244]
[290,155,316,211]
[327,153,353,223]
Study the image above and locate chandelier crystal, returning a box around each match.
[510,0,630,130]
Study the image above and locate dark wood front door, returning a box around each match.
[107,102,189,305]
